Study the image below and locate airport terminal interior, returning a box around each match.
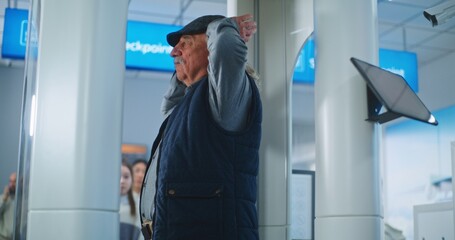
[1,0,455,239]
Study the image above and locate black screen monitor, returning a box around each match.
[350,57,438,126]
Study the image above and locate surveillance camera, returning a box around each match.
[423,0,455,27]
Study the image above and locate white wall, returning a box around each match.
[122,71,172,159]
[384,105,455,239]
[419,51,455,112]
[0,65,24,189]
[383,51,455,240]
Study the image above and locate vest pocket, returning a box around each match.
[165,182,223,239]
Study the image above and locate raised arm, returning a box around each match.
[206,14,257,131]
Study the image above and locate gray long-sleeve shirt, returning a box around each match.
[161,17,252,132]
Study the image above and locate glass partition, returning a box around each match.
[291,32,316,240]
[14,0,40,239]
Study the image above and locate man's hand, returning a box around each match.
[233,14,257,43]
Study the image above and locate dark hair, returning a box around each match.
[132,158,147,167]
[122,160,136,216]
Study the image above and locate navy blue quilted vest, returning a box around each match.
[153,76,262,240]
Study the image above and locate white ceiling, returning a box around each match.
[377,0,455,67]
[3,0,454,68]
[128,0,455,68]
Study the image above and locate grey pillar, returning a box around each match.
[19,0,129,239]
[227,0,314,239]
[314,0,383,239]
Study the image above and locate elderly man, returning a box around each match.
[140,14,261,240]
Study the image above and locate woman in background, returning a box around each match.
[120,161,140,240]
[131,159,147,202]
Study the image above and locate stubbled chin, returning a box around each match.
[175,71,186,81]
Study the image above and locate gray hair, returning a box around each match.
[246,64,261,89]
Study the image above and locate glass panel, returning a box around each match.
[292,32,316,171]
[14,0,40,239]
[291,32,316,240]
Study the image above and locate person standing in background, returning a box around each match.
[131,159,147,201]
[0,172,17,240]
[120,161,141,240]
[131,159,147,240]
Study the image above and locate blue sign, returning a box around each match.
[125,21,180,71]
[293,39,419,92]
[379,48,418,92]
[293,36,315,84]
[1,8,28,59]
[2,8,181,71]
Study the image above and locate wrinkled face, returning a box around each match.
[132,162,146,191]
[120,165,132,196]
[170,34,209,86]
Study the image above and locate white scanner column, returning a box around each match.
[314,0,383,239]
[25,0,128,239]
[227,0,314,239]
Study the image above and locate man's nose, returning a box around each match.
[170,46,180,57]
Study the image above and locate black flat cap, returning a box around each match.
[167,15,225,47]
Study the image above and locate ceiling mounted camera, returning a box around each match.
[423,0,455,27]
